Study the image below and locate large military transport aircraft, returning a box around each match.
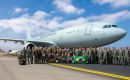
[0,22,127,49]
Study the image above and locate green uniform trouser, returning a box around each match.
[42,56,45,63]
[26,56,30,64]
[103,56,107,64]
[103,51,107,64]
[27,56,33,64]
[30,55,33,64]
[107,51,111,64]
[124,57,129,66]
[112,56,116,64]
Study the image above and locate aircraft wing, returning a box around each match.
[0,27,55,46]
[28,40,55,46]
[0,38,24,43]
[0,38,54,46]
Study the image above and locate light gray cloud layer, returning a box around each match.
[93,0,130,8]
[53,0,85,15]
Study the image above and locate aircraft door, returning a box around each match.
[81,24,93,47]
[85,24,93,35]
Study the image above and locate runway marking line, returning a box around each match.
[50,64,130,80]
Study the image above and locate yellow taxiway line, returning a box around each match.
[50,64,130,80]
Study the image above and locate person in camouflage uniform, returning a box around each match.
[97,48,103,64]
[41,47,46,63]
[112,48,117,65]
[124,48,129,66]
[107,48,112,64]
[87,48,92,64]
[26,47,32,64]
[103,48,108,64]
[116,48,120,65]
[118,48,122,65]
[92,48,97,64]
[20,47,27,65]
[34,47,38,64]
[120,48,124,65]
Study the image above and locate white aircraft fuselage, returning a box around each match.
[31,22,126,48]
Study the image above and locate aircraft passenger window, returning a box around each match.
[112,25,117,27]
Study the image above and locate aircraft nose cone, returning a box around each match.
[119,29,127,37]
[110,28,127,41]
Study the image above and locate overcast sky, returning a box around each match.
[0,0,130,51]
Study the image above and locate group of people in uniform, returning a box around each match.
[19,46,130,66]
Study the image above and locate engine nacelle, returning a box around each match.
[23,42,36,49]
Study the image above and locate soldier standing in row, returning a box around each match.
[61,49,66,63]
[41,48,45,63]
[26,47,33,64]
[103,48,108,64]
[112,48,117,65]
[20,47,27,65]
[91,48,96,64]
[107,48,112,64]
[120,48,123,65]
[124,48,129,66]
[118,48,122,65]
[34,47,38,63]
[97,48,103,64]
[87,48,91,64]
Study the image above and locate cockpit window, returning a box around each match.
[103,25,108,28]
[108,25,111,28]
[112,25,118,27]
[103,25,118,28]
[103,25,111,28]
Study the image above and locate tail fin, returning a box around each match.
[26,26,32,40]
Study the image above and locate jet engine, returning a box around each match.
[23,42,36,49]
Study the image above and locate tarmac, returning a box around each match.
[63,64,130,76]
[0,56,118,80]
[51,64,130,80]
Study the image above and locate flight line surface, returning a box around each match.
[51,64,130,80]
[0,56,119,80]
[63,64,130,76]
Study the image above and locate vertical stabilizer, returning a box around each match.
[26,26,32,40]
